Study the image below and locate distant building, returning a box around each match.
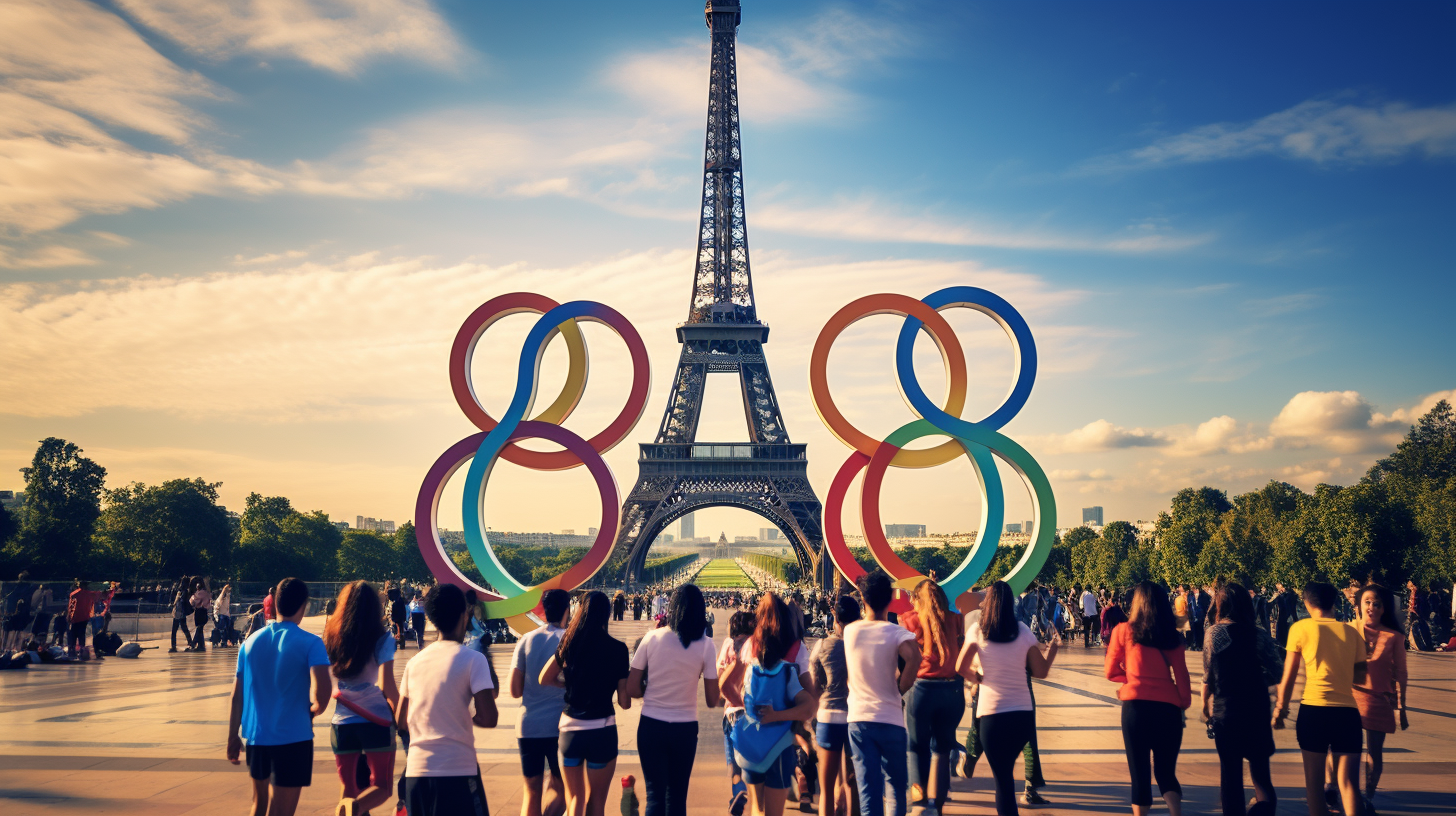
[1005,523,1022,533]
[562,529,574,535]
[1024,519,1034,537]
[885,523,927,538]
[0,490,22,511]
[716,532,730,558]
[1082,506,1104,526]
[680,513,695,540]
[333,521,350,531]
[588,527,598,538]
[759,527,780,541]
[663,534,674,543]
[356,516,397,534]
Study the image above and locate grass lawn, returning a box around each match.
[692,558,758,589]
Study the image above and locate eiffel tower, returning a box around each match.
[612,1,826,587]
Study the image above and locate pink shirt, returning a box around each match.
[1355,625,1406,697]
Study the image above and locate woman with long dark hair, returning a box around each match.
[902,579,965,813]
[325,581,399,816]
[955,581,1059,816]
[807,594,860,816]
[626,584,721,816]
[720,591,816,816]
[540,591,631,816]
[1201,582,1280,816]
[1351,584,1408,814]
[1106,581,1191,816]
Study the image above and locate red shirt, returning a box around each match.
[1104,622,1192,709]
[900,608,965,679]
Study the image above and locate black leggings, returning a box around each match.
[1120,699,1183,806]
[978,710,1034,816]
[1213,733,1275,816]
[171,617,191,650]
[637,716,698,816]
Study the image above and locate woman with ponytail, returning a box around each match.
[901,579,965,814]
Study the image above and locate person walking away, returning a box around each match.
[807,596,859,816]
[539,591,631,816]
[1190,586,1210,652]
[410,594,428,648]
[66,579,114,658]
[263,586,277,622]
[1271,584,1299,649]
[396,583,499,816]
[29,582,53,649]
[720,592,817,816]
[226,578,332,816]
[3,572,35,652]
[1081,586,1100,648]
[956,581,1058,816]
[719,610,758,816]
[325,581,400,816]
[1249,587,1271,640]
[900,580,964,815]
[1405,581,1432,651]
[843,573,921,816]
[511,589,571,816]
[386,582,408,646]
[170,578,194,653]
[627,584,721,816]
[192,577,213,651]
[1272,582,1367,816]
[613,592,627,622]
[1172,586,1191,649]
[1105,581,1191,816]
[215,583,234,647]
[1201,582,1281,816]
[1101,591,1128,651]
[1350,584,1408,815]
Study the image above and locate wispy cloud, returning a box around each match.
[114,0,466,74]
[1084,96,1456,172]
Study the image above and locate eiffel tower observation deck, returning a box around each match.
[611,1,827,587]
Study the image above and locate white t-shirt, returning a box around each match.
[1081,591,1098,617]
[399,640,495,777]
[631,627,718,722]
[843,619,917,726]
[967,621,1038,717]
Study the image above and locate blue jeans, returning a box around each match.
[848,722,907,816]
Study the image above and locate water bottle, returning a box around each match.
[620,775,639,816]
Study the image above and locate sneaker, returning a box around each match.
[729,790,747,816]
[1021,789,1049,807]
[168,647,178,653]
[954,750,974,779]
[921,806,939,816]
[1324,785,1340,812]
[909,784,925,804]
[1361,794,1378,816]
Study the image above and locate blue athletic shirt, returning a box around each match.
[237,620,331,745]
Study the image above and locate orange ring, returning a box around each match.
[808,294,969,468]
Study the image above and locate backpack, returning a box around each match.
[117,642,143,659]
[731,657,799,773]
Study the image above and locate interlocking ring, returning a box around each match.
[416,296,650,629]
[810,287,1056,610]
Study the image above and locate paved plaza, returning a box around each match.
[0,616,1453,815]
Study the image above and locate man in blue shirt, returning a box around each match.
[226,578,331,816]
[510,589,571,816]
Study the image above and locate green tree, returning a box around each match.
[7,438,107,577]
[1155,487,1232,587]
[92,478,233,580]
[337,531,398,580]
[233,494,340,580]
[1310,482,1416,586]
[1063,526,1099,587]
[1369,399,1456,484]
[0,503,17,548]
[393,521,433,582]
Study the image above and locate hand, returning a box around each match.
[1050,631,1062,649]
[226,734,243,765]
[963,669,982,685]
[756,705,780,723]
[1271,712,1286,731]
[1399,710,1409,731]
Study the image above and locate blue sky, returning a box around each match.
[1,0,1453,540]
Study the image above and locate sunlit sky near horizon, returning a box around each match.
[2,0,1453,542]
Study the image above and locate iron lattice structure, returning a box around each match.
[611,1,827,586]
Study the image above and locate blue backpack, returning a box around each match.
[731,651,801,773]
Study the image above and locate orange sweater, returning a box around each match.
[1104,622,1192,709]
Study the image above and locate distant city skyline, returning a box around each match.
[1,2,1451,542]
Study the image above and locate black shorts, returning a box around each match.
[404,771,489,816]
[1296,704,1362,755]
[519,736,561,778]
[245,739,314,787]
[67,621,88,642]
[332,722,396,754]
[560,725,617,769]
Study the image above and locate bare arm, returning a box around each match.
[472,688,498,729]
[955,640,981,684]
[897,640,922,695]
[616,678,632,710]
[310,665,332,718]
[626,667,647,699]
[1272,646,1301,729]
[511,667,526,699]
[758,688,816,724]
[703,677,721,709]
[1026,632,1060,679]
[378,660,400,717]
[1353,659,1367,686]
[225,676,244,764]
[395,695,410,738]
[538,655,564,688]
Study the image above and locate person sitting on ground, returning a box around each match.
[397,583,499,816]
[227,578,332,816]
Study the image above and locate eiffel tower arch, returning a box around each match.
[611,1,827,587]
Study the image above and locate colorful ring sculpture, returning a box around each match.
[810,287,1056,611]
[415,295,650,631]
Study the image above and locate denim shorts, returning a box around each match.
[560,725,617,769]
[815,721,848,751]
[742,747,796,789]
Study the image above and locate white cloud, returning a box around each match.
[115,0,465,74]
[0,243,99,269]
[1036,419,1170,454]
[1373,389,1456,427]
[1088,96,1456,171]
[1169,415,1274,457]
[1268,390,1404,453]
